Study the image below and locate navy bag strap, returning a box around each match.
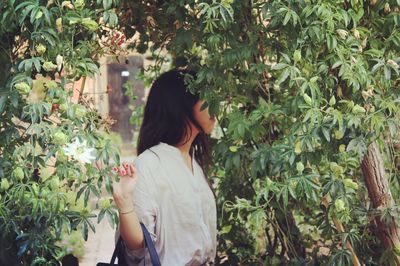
[140,222,161,266]
[97,222,161,266]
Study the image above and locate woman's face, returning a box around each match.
[193,100,216,134]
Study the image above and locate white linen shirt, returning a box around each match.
[123,142,217,265]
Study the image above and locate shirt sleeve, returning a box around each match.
[124,159,158,263]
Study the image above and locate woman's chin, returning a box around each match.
[205,126,215,135]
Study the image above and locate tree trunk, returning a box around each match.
[361,141,400,263]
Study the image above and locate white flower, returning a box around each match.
[64,138,96,164]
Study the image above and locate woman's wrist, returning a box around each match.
[113,195,134,211]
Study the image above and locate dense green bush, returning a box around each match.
[120,0,400,264]
[0,0,122,264]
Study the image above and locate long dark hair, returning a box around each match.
[137,69,211,173]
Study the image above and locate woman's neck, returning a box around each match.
[176,125,199,157]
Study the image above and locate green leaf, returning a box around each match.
[332,61,342,69]
[0,96,7,113]
[283,11,291,26]
[277,68,290,84]
[272,63,288,70]
[384,66,391,80]
[326,33,337,51]
[97,208,106,223]
[103,0,112,10]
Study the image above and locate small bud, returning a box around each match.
[296,162,305,173]
[14,82,31,94]
[330,162,344,176]
[334,199,346,212]
[339,144,346,153]
[56,18,63,32]
[35,43,46,55]
[42,61,57,72]
[12,167,24,181]
[293,50,302,62]
[329,95,336,106]
[0,179,10,191]
[229,146,238,152]
[343,178,359,190]
[50,177,60,190]
[102,198,111,208]
[54,131,68,145]
[334,130,344,140]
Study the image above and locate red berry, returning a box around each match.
[112,166,119,172]
[52,103,60,112]
[120,169,127,176]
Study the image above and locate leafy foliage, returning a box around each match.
[120,0,400,264]
[0,0,122,264]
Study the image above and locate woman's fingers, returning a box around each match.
[129,165,136,178]
[111,163,137,201]
[125,163,132,176]
[119,167,127,176]
[111,163,135,180]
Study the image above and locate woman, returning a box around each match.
[112,69,217,265]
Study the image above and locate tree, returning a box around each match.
[119,0,400,264]
[0,0,122,264]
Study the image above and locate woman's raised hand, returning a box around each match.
[112,163,138,212]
